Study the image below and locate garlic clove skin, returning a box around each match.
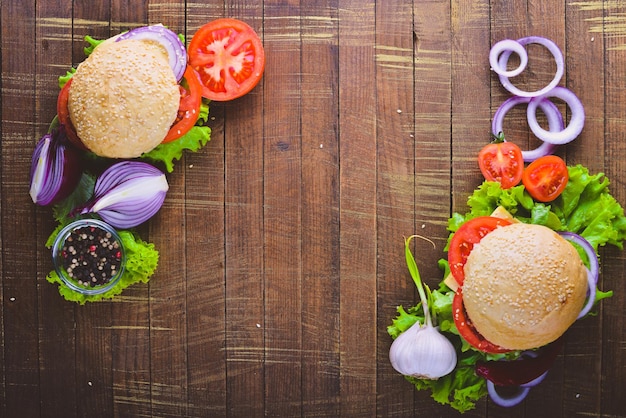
[389,322,457,380]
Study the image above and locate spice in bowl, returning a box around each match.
[52,219,125,295]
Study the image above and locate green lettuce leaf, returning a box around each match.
[141,99,212,172]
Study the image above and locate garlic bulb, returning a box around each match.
[389,321,457,379]
[388,235,457,380]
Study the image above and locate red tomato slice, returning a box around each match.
[453,289,511,354]
[448,216,512,286]
[478,141,524,189]
[57,78,88,151]
[188,18,265,101]
[162,66,203,143]
[522,155,569,202]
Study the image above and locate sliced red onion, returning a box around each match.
[520,370,548,388]
[558,232,600,319]
[29,126,82,206]
[117,24,186,82]
[496,36,564,98]
[492,95,562,162]
[577,268,597,319]
[558,232,599,284]
[490,39,528,78]
[487,380,530,407]
[78,161,169,229]
[527,86,585,145]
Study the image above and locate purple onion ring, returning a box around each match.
[527,86,585,145]
[576,268,598,319]
[557,231,599,285]
[492,95,562,162]
[557,231,600,319]
[496,36,565,98]
[487,380,530,407]
[117,24,186,82]
[490,39,528,78]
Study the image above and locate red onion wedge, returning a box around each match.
[495,36,564,98]
[527,86,585,145]
[492,96,562,162]
[490,39,528,78]
[487,381,530,408]
[117,24,186,82]
[78,161,169,229]
[29,126,83,206]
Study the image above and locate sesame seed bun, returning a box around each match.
[462,223,588,350]
[68,38,179,158]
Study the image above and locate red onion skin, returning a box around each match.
[116,25,186,81]
[476,337,564,386]
[54,144,83,204]
[30,127,83,206]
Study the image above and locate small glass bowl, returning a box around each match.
[52,219,126,295]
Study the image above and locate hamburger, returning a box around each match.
[68,38,180,158]
[461,222,588,350]
[388,166,626,412]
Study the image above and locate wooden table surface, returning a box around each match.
[2,0,626,417]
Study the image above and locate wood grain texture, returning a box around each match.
[2,1,626,417]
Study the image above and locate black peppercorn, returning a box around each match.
[59,225,122,287]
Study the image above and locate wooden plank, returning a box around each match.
[412,0,454,278]
[412,1,455,414]
[262,1,303,415]
[4,1,626,416]
[300,2,341,416]
[184,3,226,417]
[33,1,80,417]
[103,3,154,417]
[146,2,189,416]
[374,0,417,416]
[450,1,491,415]
[559,1,606,417]
[450,0,491,210]
[184,109,226,417]
[105,46,152,418]
[70,1,116,416]
[487,3,568,417]
[1,1,41,416]
[337,1,378,416]
[601,1,626,416]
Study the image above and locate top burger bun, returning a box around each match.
[462,222,588,350]
[68,38,179,158]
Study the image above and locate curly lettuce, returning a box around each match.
[389,164,626,412]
